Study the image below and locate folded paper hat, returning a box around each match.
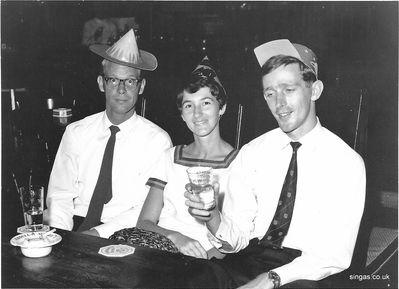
[90,29,157,71]
[191,56,226,95]
[254,39,318,78]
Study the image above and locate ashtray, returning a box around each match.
[10,231,62,258]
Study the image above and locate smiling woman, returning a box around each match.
[111,56,239,259]
[181,87,225,139]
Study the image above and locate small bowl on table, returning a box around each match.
[10,231,62,258]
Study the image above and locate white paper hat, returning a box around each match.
[90,29,157,71]
[254,39,318,77]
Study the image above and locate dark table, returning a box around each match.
[2,228,232,288]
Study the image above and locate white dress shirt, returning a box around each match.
[46,111,172,238]
[211,119,366,285]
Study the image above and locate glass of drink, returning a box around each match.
[19,185,44,231]
[186,167,215,210]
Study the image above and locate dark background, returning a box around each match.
[0,1,398,288]
[2,1,397,189]
[1,1,397,280]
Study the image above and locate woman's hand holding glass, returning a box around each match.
[167,231,207,259]
[184,183,219,220]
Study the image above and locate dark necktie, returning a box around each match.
[259,141,302,248]
[78,125,120,232]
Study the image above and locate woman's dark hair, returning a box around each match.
[176,76,227,112]
[261,55,317,85]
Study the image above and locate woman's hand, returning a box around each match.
[184,183,222,237]
[168,231,207,259]
[184,182,220,222]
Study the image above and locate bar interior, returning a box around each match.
[1,1,397,288]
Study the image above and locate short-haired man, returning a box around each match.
[186,39,366,288]
[46,29,172,238]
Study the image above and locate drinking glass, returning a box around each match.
[186,167,215,210]
[19,185,44,231]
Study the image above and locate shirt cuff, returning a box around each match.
[207,213,234,252]
[207,231,222,249]
[93,222,118,238]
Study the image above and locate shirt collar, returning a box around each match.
[101,111,138,133]
[277,117,323,150]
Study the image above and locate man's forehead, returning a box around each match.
[263,63,303,82]
[104,61,141,75]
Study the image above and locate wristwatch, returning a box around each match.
[267,271,281,288]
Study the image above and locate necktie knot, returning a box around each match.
[290,141,301,152]
[110,125,120,136]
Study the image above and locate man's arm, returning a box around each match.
[45,127,79,231]
[92,202,145,238]
[94,133,172,238]
[230,152,366,289]
[270,155,367,285]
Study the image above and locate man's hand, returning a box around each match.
[80,228,100,237]
[238,272,274,289]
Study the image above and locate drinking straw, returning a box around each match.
[11,172,20,195]
[13,172,26,225]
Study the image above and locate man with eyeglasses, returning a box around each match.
[45,29,172,238]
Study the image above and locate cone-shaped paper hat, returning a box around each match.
[191,56,226,95]
[254,39,318,78]
[90,29,157,71]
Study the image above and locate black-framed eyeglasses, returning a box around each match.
[102,76,142,89]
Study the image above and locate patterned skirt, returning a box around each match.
[109,227,179,253]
